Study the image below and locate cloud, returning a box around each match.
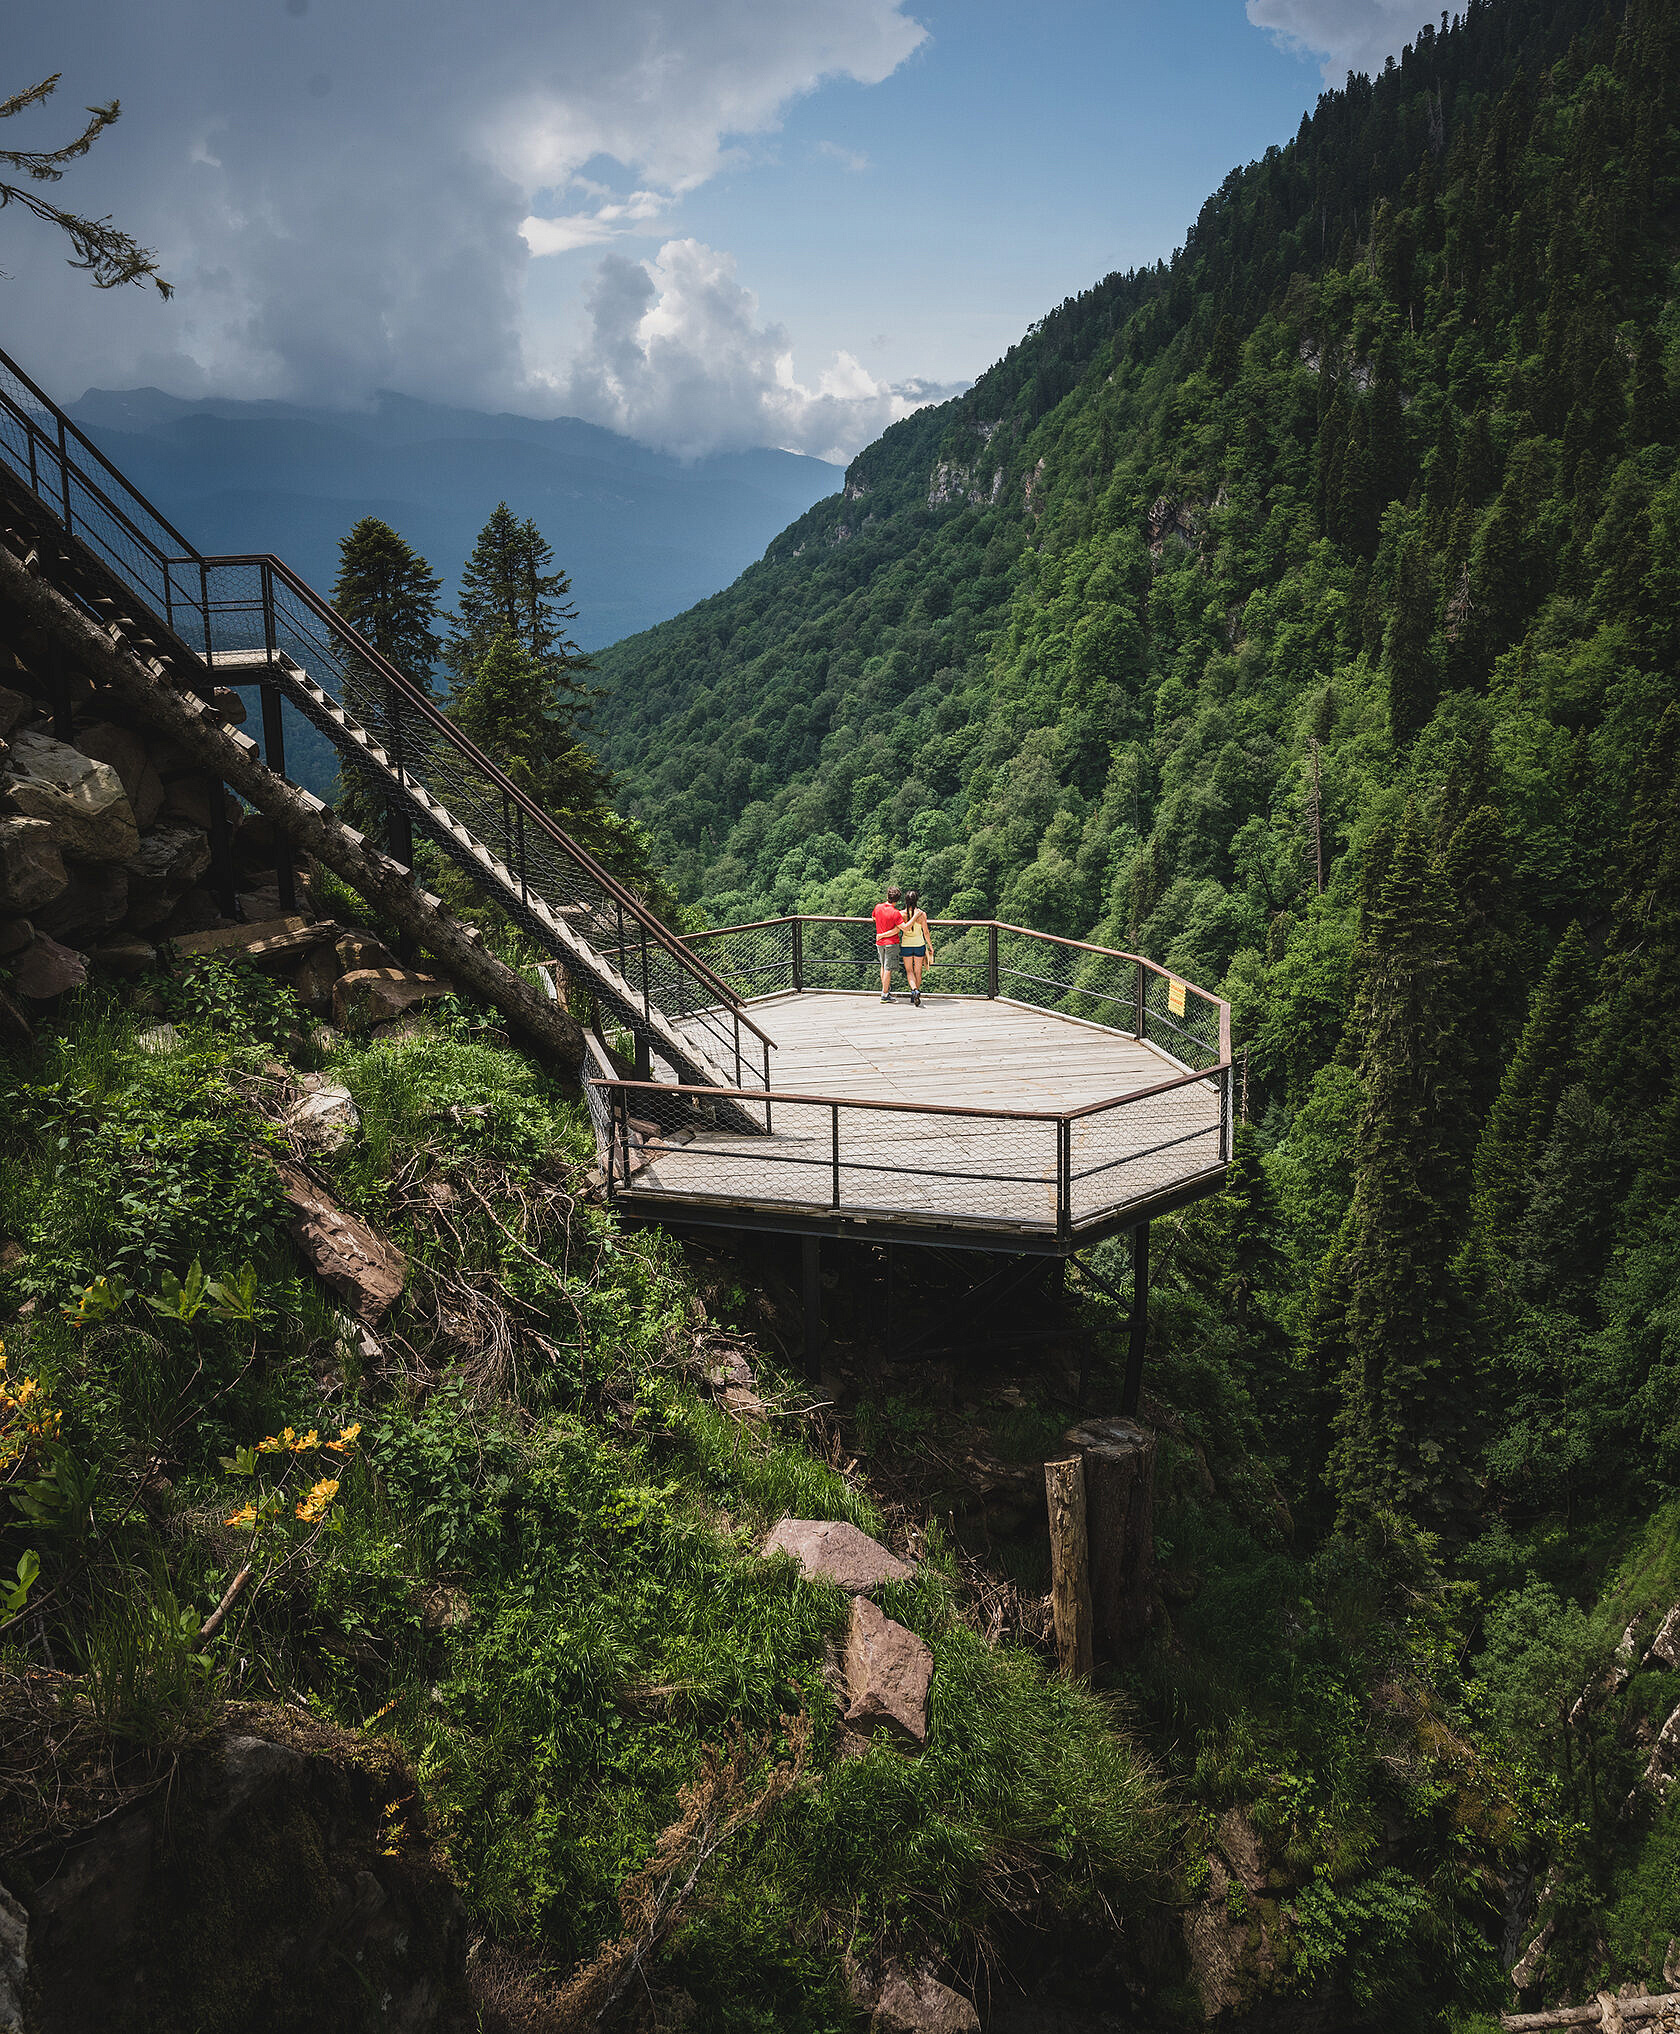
[562,238,963,461]
[816,140,873,172]
[0,0,927,437]
[1246,0,1444,83]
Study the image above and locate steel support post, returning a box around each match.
[259,681,296,911]
[791,915,804,993]
[802,1234,822,1381]
[1121,1221,1150,1416]
[987,922,1000,999]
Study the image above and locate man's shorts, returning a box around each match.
[876,940,900,958]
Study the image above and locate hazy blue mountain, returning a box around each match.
[68,388,842,649]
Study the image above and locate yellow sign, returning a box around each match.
[1167,978,1187,1018]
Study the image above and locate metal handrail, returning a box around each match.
[0,340,770,1063]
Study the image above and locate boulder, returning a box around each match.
[276,1160,406,1322]
[122,826,211,930]
[36,862,129,943]
[156,889,230,941]
[2,731,138,862]
[75,721,165,828]
[0,686,30,740]
[0,915,33,959]
[159,773,240,833]
[12,933,87,1001]
[843,1596,932,1747]
[761,1519,913,1594]
[872,1968,979,2034]
[336,929,402,973]
[88,937,156,977]
[286,1083,361,1153]
[0,816,68,914]
[333,967,452,1028]
[136,1023,183,1056]
[210,686,248,725]
[292,942,344,1014]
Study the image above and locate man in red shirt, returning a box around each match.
[872,887,904,1001]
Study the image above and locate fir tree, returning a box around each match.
[1593,703,1680,1113]
[1327,805,1476,1525]
[329,517,444,840]
[447,503,592,717]
[1383,531,1440,744]
[1471,921,1589,1254]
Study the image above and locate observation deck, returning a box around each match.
[583,917,1232,1255]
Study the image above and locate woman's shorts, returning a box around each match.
[899,943,926,957]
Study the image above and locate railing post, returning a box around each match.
[257,565,296,911]
[1220,1062,1231,1162]
[1122,1222,1150,1416]
[56,416,72,531]
[791,916,804,993]
[1057,1117,1072,1238]
[733,1011,742,1087]
[831,1103,841,1209]
[987,922,999,999]
[763,1039,773,1132]
[1134,958,1146,1041]
[639,922,651,1020]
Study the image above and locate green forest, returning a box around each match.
[586,0,1680,2013]
[2,0,1679,2025]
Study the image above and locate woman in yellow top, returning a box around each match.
[898,891,933,1006]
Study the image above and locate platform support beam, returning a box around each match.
[802,1234,822,1381]
[1121,1221,1150,1415]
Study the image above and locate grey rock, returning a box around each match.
[13,933,87,1001]
[0,816,68,914]
[0,1878,28,2034]
[843,1596,933,1747]
[0,686,30,740]
[761,1518,913,1594]
[0,916,32,959]
[332,967,452,1028]
[122,825,211,930]
[36,862,128,943]
[2,732,138,862]
[76,721,165,829]
[136,1024,183,1056]
[286,1083,361,1152]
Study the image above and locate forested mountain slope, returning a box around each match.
[590,0,1680,2009]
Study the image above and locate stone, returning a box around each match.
[0,686,30,739]
[842,1596,933,1747]
[1,731,138,862]
[0,1878,28,2034]
[12,933,86,1001]
[156,889,229,940]
[36,862,129,943]
[159,774,240,833]
[122,826,211,929]
[335,929,402,973]
[276,1160,406,1322]
[0,916,31,959]
[871,1968,979,2034]
[237,883,286,923]
[721,1384,768,1420]
[76,721,165,828]
[286,1083,361,1153]
[210,686,248,725]
[292,942,343,1014]
[89,937,156,977]
[0,815,68,913]
[333,967,452,1028]
[136,1023,183,1055]
[761,1518,913,1594]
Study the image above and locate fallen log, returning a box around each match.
[1501,1991,1680,2030]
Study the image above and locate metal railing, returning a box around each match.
[587,915,1232,1237]
[0,343,769,1092]
[669,915,1230,1074]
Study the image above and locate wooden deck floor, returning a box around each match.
[615,991,1226,1241]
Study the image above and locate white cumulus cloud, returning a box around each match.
[562,238,962,461]
[1247,0,1447,84]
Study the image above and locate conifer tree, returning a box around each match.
[1471,921,1589,1254]
[1593,703,1680,1112]
[1383,532,1440,744]
[329,517,444,838]
[446,503,592,716]
[1327,804,1476,1525]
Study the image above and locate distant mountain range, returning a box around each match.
[66,387,843,649]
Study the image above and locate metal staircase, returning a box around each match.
[0,344,774,1097]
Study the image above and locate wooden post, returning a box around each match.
[1044,1455,1093,1681]
[1061,1417,1157,1657]
[802,1234,822,1382]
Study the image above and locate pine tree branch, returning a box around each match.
[0,73,171,295]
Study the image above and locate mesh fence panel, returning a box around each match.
[1068,1075,1227,1226]
[1139,966,1223,1072]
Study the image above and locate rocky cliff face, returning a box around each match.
[0,1706,469,2034]
[0,645,280,1031]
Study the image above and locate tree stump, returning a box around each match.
[1060,1417,1157,1656]
[1043,1456,1093,1681]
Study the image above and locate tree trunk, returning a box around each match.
[1060,1417,1157,1657]
[1043,1455,1093,1681]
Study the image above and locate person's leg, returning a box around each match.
[879,945,892,999]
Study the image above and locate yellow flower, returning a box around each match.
[257,1428,295,1454]
[294,1429,319,1453]
[224,1503,258,1529]
[327,1423,362,1453]
[295,1477,340,1524]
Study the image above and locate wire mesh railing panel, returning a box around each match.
[799,916,885,992]
[1067,1075,1227,1227]
[588,1075,1065,1232]
[922,922,989,998]
[1139,965,1223,1073]
[682,920,797,1001]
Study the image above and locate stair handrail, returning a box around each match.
[0,342,769,1050]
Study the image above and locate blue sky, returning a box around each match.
[2,1,1439,458]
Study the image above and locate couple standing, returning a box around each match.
[872,886,933,1005]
